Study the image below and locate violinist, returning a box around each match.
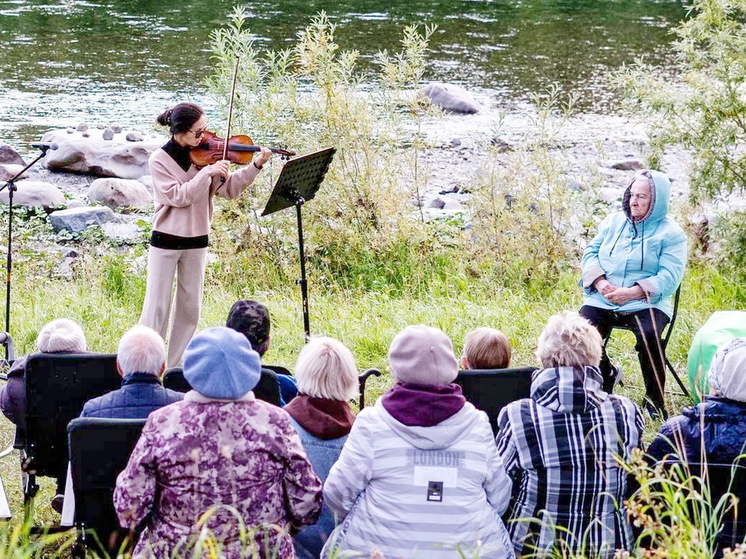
[139,102,271,367]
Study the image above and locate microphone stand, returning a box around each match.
[0,146,51,361]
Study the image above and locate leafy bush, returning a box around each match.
[617,0,746,204]
[616,0,746,275]
[205,8,448,292]
[468,86,601,289]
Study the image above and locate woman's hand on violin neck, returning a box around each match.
[207,160,230,179]
[254,147,272,168]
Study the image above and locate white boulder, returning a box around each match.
[422,83,481,114]
[89,178,153,209]
[40,128,163,179]
[0,164,28,182]
[0,181,66,208]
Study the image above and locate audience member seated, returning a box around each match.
[80,325,183,419]
[323,325,514,558]
[687,311,746,401]
[284,336,359,559]
[648,337,746,464]
[460,326,512,369]
[579,170,687,418]
[0,318,87,426]
[114,327,322,557]
[496,311,644,558]
[226,299,298,405]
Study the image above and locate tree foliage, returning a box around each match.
[618,0,746,205]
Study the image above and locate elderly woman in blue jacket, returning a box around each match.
[580,170,687,417]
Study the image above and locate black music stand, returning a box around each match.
[261,147,336,339]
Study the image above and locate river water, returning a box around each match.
[0,0,686,159]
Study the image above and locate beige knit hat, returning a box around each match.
[388,325,459,386]
[36,319,87,353]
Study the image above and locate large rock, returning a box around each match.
[0,145,24,166]
[607,158,644,171]
[0,164,27,182]
[88,178,153,209]
[0,181,66,208]
[39,128,163,179]
[49,206,118,233]
[422,83,481,114]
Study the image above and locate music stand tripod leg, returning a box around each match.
[295,200,311,339]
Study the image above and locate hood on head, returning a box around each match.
[622,169,671,225]
[530,365,606,414]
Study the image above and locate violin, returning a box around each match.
[189,130,296,167]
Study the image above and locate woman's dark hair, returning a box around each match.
[156,103,204,135]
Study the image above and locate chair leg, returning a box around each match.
[665,356,691,399]
[22,471,39,523]
[72,524,86,559]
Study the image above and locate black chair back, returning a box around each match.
[165,365,383,410]
[68,417,146,554]
[454,367,536,435]
[162,367,190,393]
[263,364,292,376]
[23,353,120,480]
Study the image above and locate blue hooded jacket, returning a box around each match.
[581,170,688,318]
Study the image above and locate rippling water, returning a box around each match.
[0,0,686,157]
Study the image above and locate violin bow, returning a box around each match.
[220,56,240,182]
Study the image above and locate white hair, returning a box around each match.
[294,337,359,401]
[36,318,87,353]
[536,311,602,369]
[117,325,165,376]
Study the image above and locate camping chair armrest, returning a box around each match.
[358,368,382,410]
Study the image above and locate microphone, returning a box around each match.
[31,142,59,152]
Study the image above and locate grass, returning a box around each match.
[1,248,735,535]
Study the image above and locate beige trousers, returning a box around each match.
[139,246,207,368]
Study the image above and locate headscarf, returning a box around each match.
[709,337,746,401]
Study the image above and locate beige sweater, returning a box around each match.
[149,148,261,238]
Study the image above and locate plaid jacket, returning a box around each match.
[496,366,644,558]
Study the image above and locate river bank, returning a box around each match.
[5,91,692,221]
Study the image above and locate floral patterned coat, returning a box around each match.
[113,392,323,558]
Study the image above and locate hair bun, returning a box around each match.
[166,109,173,125]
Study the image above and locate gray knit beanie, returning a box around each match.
[388,325,459,386]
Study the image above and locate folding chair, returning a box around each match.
[357,368,381,409]
[454,367,536,435]
[21,353,120,509]
[67,417,146,558]
[164,365,294,399]
[603,285,690,398]
[162,367,191,393]
[264,364,299,403]
[164,366,383,409]
[0,331,15,370]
